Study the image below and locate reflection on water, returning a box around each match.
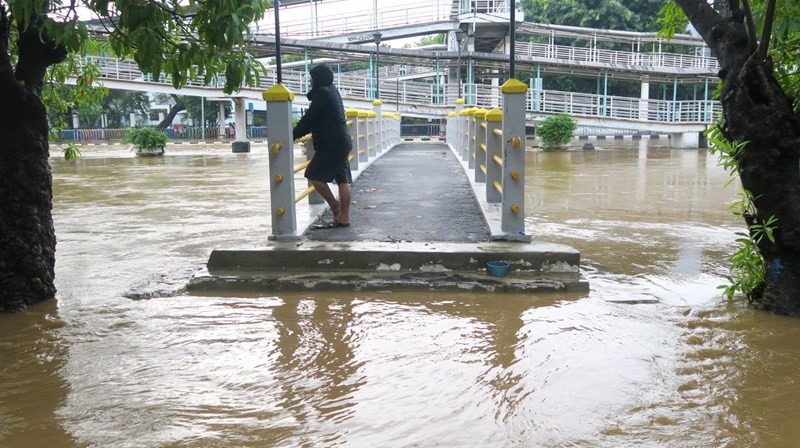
[3,141,800,447]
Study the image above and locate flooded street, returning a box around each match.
[3,140,800,447]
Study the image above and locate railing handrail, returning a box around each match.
[80,55,719,127]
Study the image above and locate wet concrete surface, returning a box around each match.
[306,143,491,243]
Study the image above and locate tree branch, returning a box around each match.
[15,18,68,95]
[740,0,758,52]
[756,0,776,61]
[673,0,723,43]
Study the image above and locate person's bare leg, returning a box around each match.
[337,182,351,225]
[310,180,340,220]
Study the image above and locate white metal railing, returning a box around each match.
[445,81,528,240]
[266,94,401,239]
[82,55,719,124]
[515,41,719,71]
[257,0,453,39]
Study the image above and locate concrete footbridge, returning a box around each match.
[188,79,588,293]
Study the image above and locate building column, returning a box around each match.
[217,102,226,139]
[232,97,250,153]
[639,79,650,121]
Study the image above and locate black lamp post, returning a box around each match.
[455,30,464,99]
[373,32,382,99]
[510,0,516,79]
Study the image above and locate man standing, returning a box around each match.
[293,64,352,227]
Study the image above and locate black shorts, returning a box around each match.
[304,151,352,185]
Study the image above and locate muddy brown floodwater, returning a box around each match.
[3,140,800,447]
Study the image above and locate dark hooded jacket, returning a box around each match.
[292,64,353,155]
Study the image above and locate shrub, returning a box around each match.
[122,127,168,155]
[537,114,577,150]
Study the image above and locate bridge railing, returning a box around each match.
[446,79,529,241]
[515,41,719,71]
[81,55,719,126]
[264,88,400,240]
[53,126,272,144]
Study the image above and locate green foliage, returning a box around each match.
[521,0,664,32]
[122,127,168,152]
[537,114,577,150]
[403,34,446,48]
[706,122,777,302]
[102,90,151,127]
[43,54,109,158]
[656,2,688,40]
[61,142,82,161]
[5,0,271,96]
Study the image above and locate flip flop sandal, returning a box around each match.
[312,221,351,229]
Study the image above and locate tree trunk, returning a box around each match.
[156,94,185,128]
[0,10,65,312]
[676,0,800,315]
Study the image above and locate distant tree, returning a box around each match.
[103,90,149,127]
[403,34,446,48]
[521,0,664,32]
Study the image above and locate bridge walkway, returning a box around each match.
[306,143,491,243]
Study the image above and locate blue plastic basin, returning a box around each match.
[487,260,509,277]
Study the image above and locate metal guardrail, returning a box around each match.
[83,55,719,126]
[53,126,270,144]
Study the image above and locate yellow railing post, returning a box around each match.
[263,84,298,240]
[500,78,529,238]
[484,108,503,204]
[458,107,471,161]
[474,108,489,183]
[346,108,359,171]
[446,111,456,147]
[454,98,465,154]
[373,100,383,153]
[367,110,378,158]
[358,110,369,163]
[467,107,478,168]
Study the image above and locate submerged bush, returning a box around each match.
[122,127,168,155]
[537,114,577,151]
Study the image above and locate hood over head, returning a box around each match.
[309,64,334,88]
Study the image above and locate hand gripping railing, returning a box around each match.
[264,83,400,239]
[446,80,528,240]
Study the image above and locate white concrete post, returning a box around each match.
[446,111,455,147]
[346,108,359,171]
[218,103,226,138]
[232,97,250,153]
[474,108,488,183]
[639,79,650,121]
[485,108,503,204]
[373,100,383,153]
[129,113,137,128]
[72,113,80,129]
[358,110,369,163]
[454,99,465,153]
[368,110,378,158]
[501,79,529,238]
[459,107,471,161]
[263,84,298,240]
[467,107,477,167]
